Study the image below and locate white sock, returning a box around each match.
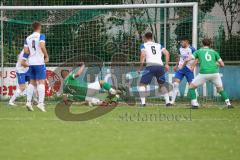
[9,88,21,103]
[27,84,35,103]
[139,86,146,105]
[34,87,38,96]
[163,93,170,104]
[171,82,179,103]
[33,87,38,101]
[159,86,170,104]
[37,84,45,104]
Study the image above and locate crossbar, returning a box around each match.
[0,2,198,10]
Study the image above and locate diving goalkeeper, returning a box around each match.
[61,62,120,106]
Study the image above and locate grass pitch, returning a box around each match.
[0,101,240,160]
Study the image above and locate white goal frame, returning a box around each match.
[0,2,198,99]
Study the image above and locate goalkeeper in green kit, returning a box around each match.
[61,62,120,106]
[184,38,232,109]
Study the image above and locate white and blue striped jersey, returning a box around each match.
[178,45,196,69]
[24,32,46,66]
[16,50,29,74]
[140,42,165,66]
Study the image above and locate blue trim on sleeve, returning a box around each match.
[189,45,196,53]
[23,53,29,59]
[140,44,145,50]
[39,34,46,41]
[178,47,182,54]
[160,44,165,49]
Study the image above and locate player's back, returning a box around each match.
[141,41,164,66]
[63,70,88,96]
[25,32,45,66]
[194,47,220,74]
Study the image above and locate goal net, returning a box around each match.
[0,3,225,104]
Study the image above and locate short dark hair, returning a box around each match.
[181,37,189,42]
[202,38,212,46]
[32,22,41,31]
[144,32,153,40]
[61,70,70,79]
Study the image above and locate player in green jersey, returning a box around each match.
[61,63,120,106]
[184,38,232,109]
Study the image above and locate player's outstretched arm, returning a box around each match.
[73,63,85,78]
[217,59,224,67]
[215,51,224,67]
[182,54,196,69]
[190,59,198,71]
[162,48,170,72]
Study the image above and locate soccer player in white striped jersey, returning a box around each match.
[170,38,197,105]
[21,22,49,112]
[138,32,171,106]
[9,50,30,106]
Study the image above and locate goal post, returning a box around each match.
[0,2,198,102]
[0,2,198,47]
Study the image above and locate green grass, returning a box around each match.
[0,101,240,160]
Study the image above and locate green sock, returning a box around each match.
[102,82,111,91]
[188,88,196,100]
[219,90,229,101]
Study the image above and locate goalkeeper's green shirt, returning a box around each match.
[63,72,88,101]
[193,47,221,74]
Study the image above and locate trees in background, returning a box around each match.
[1,0,239,63]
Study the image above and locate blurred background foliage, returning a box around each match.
[0,0,239,63]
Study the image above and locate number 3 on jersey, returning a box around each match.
[205,51,212,61]
[151,46,156,55]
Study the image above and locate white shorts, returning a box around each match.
[191,73,223,88]
[85,80,102,104]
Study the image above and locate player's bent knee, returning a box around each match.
[173,81,179,87]
[19,84,26,91]
[30,80,36,84]
[216,87,223,92]
[173,78,180,83]
[139,83,147,87]
[37,79,45,84]
[99,80,105,85]
[189,83,197,89]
